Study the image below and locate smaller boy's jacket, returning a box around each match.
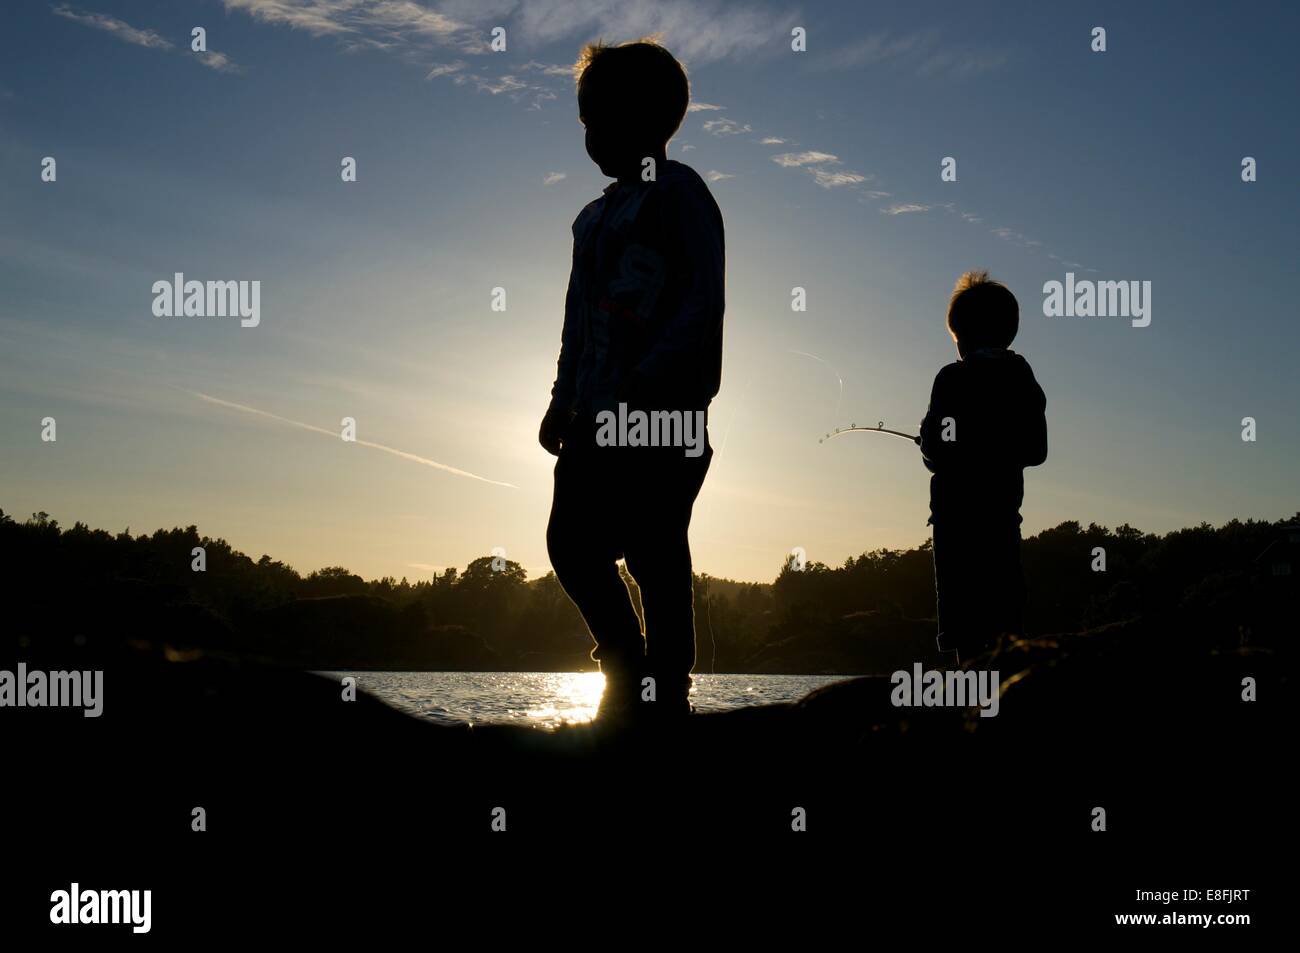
[919,348,1047,526]
[549,160,725,416]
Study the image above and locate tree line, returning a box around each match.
[1,508,1292,673]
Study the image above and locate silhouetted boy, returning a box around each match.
[538,40,724,722]
[920,271,1047,663]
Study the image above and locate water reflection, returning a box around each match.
[523,671,606,725]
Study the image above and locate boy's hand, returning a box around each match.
[539,406,573,456]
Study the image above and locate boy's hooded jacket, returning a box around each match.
[549,160,725,416]
[919,348,1048,526]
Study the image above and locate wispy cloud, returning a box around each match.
[221,1,789,114]
[407,562,446,573]
[221,0,353,36]
[223,0,482,49]
[425,60,467,78]
[224,0,796,64]
[809,169,866,189]
[52,4,172,50]
[703,118,751,135]
[432,65,557,108]
[365,1,469,40]
[520,60,576,78]
[882,203,931,215]
[341,36,399,54]
[720,111,1068,264]
[929,203,1087,267]
[816,29,1007,78]
[188,391,517,488]
[768,150,869,189]
[196,50,242,73]
[506,0,797,64]
[429,63,557,108]
[770,150,840,168]
[218,2,1061,264]
[54,4,242,72]
[462,73,528,95]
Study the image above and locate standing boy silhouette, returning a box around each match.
[539,40,725,722]
[920,271,1047,664]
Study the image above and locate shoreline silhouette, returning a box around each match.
[3,508,1291,677]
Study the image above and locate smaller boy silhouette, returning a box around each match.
[919,271,1047,664]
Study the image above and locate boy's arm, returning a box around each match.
[548,240,584,413]
[1022,379,1048,467]
[919,364,960,472]
[628,183,724,397]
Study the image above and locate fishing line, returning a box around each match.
[698,356,917,681]
[790,349,844,431]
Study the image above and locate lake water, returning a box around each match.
[330,671,846,729]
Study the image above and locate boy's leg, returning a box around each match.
[934,522,1023,663]
[991,525,1027,641]
[621,438,712,713]
[932,525,961,662]
[546,422,645,681]
[933,522,987,663]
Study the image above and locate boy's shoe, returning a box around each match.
[595,662,645,723]
[640,676,693,723]
[595,673,694,730]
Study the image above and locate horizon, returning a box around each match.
[9,504,1295,587]
[2,0,1297,584]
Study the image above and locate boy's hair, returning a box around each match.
[575,38,690,145]
[946,269,1019,349]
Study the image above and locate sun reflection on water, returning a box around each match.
[524,671,606,725]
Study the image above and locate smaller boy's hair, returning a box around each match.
[946,269,1019,349]
[575,38,690,144]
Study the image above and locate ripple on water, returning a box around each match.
[325,672,846,729]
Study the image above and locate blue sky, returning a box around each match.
[1,0,1296,582]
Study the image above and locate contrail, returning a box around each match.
[187,391,517,489]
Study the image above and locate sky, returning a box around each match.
[1,0,1297,584]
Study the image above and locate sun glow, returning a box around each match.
[525,672,606,725]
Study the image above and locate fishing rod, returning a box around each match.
[819,421,920,444]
